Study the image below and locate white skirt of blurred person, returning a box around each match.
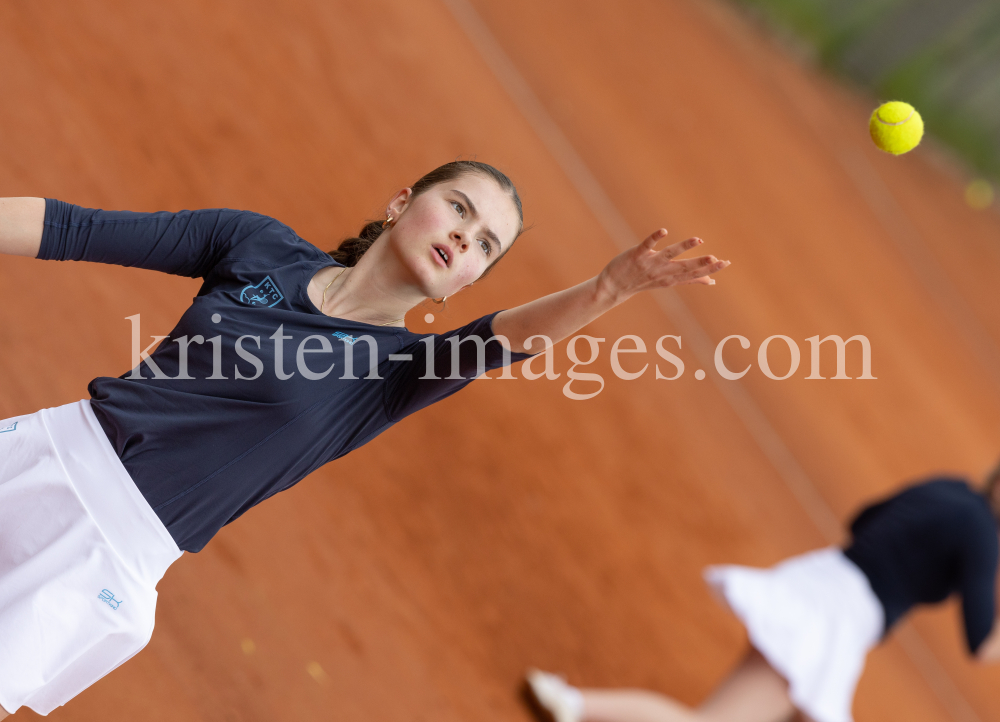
[0,400,181,716]
[705,548,884,722]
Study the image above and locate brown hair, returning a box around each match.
[329,160,523,269]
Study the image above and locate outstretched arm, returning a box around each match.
[0,197,45,257]
[492,230,729,354]
[17,200,272,277]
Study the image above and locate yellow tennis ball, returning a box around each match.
[869,101,923,155]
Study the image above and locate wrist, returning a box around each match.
[593,272,630,308]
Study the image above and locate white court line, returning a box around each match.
[441,2,985,722]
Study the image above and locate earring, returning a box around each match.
[381,213,393,229]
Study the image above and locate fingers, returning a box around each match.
[631,229,730,290]
[640,231,708,262]
[657,236,703,261]
[681,275,716,286]
[669,255,722,273]
[639,228,668,251]
[689,258,730,281]
[663,256,730,286]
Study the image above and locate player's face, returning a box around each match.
[387,174,519,299]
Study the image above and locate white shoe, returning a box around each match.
[525,668,584,722]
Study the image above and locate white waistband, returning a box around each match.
[39,400,182,584]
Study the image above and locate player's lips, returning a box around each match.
[432,244,452,269]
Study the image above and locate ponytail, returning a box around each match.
[329,220,384,267]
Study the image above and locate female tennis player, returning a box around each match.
[526,473,1000,722]
[0,160,728,717]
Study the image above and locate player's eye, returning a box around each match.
[451,200,465,217]
[478,239,491,256]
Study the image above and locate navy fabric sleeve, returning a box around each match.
[39,199,279,278]
[384,311,532,421]
[960,525,999,653]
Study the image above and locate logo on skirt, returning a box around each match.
[98,589,124,610]
[0,421,16,433]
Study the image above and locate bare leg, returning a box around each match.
[580,688,697,722]
[580,649,795,722]
[697,649,795,722]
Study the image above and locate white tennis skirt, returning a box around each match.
[0,400,182,716]
[705,548,884,722]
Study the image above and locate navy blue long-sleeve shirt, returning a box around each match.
[844,478,999,653]
[40,200,530,552]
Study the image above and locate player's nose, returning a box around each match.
[450,230,469,251]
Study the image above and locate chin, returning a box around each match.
[411,266,450,299]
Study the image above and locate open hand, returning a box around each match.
[596,229,730,303]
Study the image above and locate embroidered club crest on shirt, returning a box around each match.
[239,276,284,307]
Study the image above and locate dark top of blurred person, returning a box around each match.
[844,477,999,652]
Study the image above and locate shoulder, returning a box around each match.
[857,477,979,523]
[208,209,293,239]
[901,477,991,517]
[916,477,998,545]
[900,476,975,503]
[213,210,329,264]
[950,482,999,546]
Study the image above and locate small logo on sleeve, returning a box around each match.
[0,421,17,433]
[239,276,284,308]
[98,589,124,610]
[332,331,358,345]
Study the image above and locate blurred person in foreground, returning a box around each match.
[526,468,1000,722]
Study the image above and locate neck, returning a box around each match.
[318,241,421,325]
